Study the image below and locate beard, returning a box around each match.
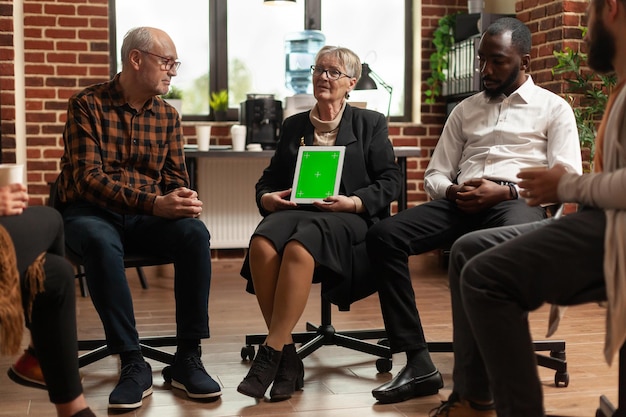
[483,65,521,98]
[587,14,615,74]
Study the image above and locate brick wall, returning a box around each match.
[0,0,589,209]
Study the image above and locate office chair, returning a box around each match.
[48,176,177,368]
[596,343,625,417]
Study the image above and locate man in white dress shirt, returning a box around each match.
[366,17,583,405]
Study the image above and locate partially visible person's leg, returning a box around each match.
[461,209,606,417]
[367,199,465,354]
[127,215,220,400]
[248,236,282,329]
[29,253,94,417]
[367,200,463,403]
[63,204,139,352]
[266,241,314,349]
[2,206,95,417]
[63,203,151,410]
[449,219,548,402]
[0,206,65,273]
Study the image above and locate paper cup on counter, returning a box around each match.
[196,125,211,151]
[230,125,247,151]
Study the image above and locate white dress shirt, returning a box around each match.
[425,75,582,200]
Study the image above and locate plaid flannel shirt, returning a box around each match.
[58,74,189,215]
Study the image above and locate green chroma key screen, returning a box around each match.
[291,146,345,203]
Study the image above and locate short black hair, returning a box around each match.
[485,17,532,55]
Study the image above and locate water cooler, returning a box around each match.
[283,30,325,119]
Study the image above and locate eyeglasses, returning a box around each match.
[310,65,352,81]
[138,50,181,71]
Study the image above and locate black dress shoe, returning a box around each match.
[372,366,443,404]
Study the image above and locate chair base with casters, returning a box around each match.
[242,296,569,385]
[78,336,176,368]
[425,340,569,387]
[71,252,178,368]
[596,344,626,417]
[242,295,394,373]
[69,249,178,368]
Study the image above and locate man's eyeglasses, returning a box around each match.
[138,50,181,71]
[310,65,352,81]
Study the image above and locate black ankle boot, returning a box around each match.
[237,345,282,398]
[270,343,304,401]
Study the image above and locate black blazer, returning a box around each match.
[255,104,402,223]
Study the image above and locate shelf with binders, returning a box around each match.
[442,35,481,98]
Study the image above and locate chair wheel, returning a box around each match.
[376,358,392,373]
[555,371,569,387]
[241,345,255,361]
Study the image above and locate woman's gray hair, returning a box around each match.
[315,45,362,81]
[120,27,154,68]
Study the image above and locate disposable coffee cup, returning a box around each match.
[196,125,211,151]
[230,125,246,152]
[0,164,24,187]
[518,166,547,201]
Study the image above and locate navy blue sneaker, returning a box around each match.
[108,361,153,409]
[162,351,221,399]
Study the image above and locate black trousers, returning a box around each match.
[0,206,82,404]
[451,209,606,416]
[365,198,546,353]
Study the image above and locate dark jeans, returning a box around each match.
[62,201,212,353]
[366,198,546,353]
[451,208,606,417]
[0,206,82,404]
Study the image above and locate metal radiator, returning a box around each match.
[196,156,269,249]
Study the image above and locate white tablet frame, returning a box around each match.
[290,146,345,204]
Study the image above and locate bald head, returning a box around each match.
[120,27,175,68]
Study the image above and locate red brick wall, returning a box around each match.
[0,0,589,208]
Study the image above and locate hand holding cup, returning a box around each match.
[517,165,568,206]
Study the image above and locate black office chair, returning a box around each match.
[48,176,177,368]
[597,344,626,417]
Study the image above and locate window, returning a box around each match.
[110,0,413,121]
[112,0,210,116]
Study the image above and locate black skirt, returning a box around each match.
[240,210,376,306]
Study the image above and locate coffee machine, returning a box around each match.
[240,94,283,150]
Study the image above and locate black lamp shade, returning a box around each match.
[355,63,378,90]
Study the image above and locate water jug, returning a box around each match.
[284,30,325,94]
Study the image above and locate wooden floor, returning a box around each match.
[0,253,618,416]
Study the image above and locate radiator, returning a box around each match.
[197,156,269,249]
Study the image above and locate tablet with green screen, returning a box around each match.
[290,146,345,204]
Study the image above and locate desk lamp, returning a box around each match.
[355,63,393,118]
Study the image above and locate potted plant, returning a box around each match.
[161,86,183,115]
[552,30,616,170]
[209,89,229,121]
[425,13,459,104]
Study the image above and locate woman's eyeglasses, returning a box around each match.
[139,50,181,71]
[310,65,352,81]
